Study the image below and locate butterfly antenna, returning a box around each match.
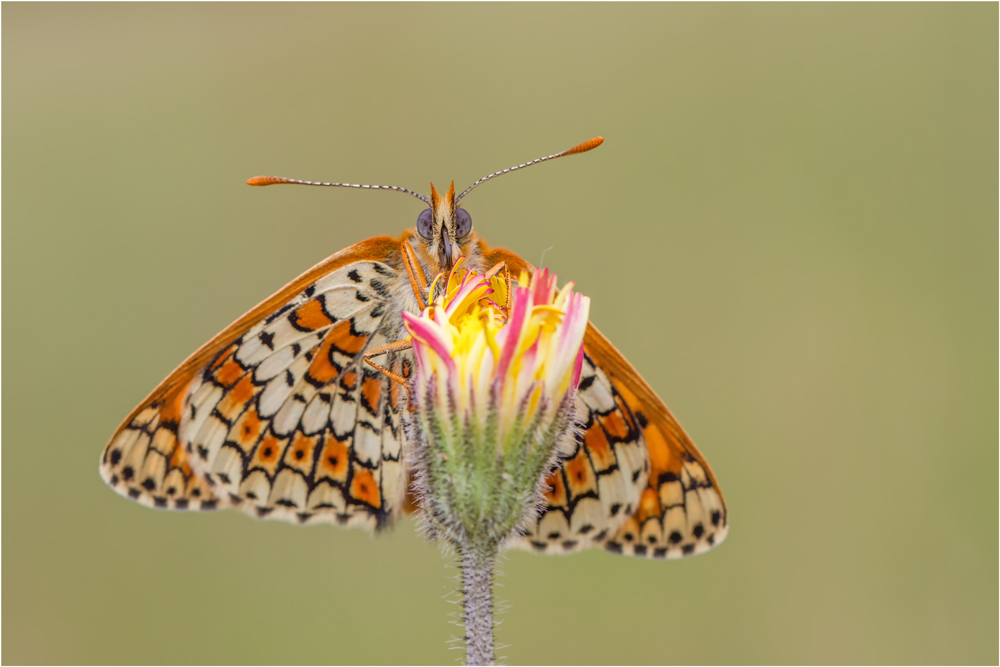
[246,175,429,204]
[456,136,604,202]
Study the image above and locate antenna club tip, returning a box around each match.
[563,136,605,156]
[247,176,284,186]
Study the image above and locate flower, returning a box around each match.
[402,259,590,550]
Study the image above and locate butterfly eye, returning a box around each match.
[417,209,434,239]
[455,208,473,238]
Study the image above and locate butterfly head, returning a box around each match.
[415,181,474,273]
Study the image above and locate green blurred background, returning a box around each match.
[3,3,996,664]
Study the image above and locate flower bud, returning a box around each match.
[403,262,590,550]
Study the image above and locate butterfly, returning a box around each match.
[100,137,728,559]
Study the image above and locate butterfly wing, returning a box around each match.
[514,322,729,559]
[100,236,413,531]
[583,324,728,557]
[514,346,649,552]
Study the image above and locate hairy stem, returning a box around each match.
[460,542,497,666]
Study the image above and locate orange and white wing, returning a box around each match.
[515,322,728,559]
[100,236,413,532]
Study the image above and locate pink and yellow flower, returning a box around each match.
[402,259,590,549]
[403,261,588,454]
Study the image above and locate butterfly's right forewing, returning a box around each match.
[101,237,412,531]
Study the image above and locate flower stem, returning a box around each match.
[460,542,497,666]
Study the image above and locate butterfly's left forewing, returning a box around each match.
[101,236,413,531]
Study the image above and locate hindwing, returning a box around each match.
[100,238,412,531]
[513,322,729,559]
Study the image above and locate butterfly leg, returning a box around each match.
[400,242,429,306]
[363,339,413,386]
[483,261,505,282]
[483,261,512,310]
